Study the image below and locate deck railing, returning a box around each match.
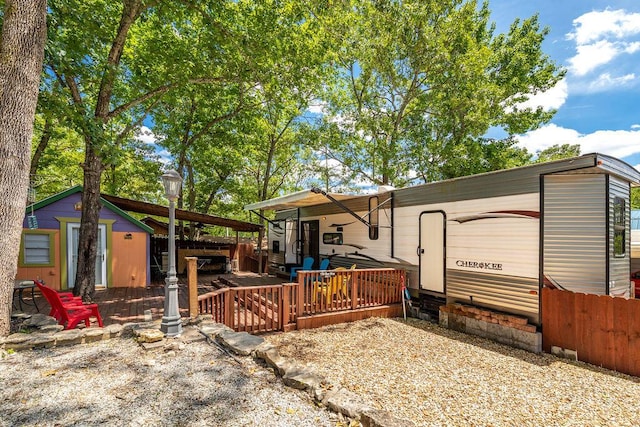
[297,268,403,316]
[196,267,404,334]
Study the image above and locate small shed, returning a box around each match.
[16,186,153,290]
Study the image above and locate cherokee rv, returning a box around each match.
[245,153,640,324]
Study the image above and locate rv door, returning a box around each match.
[419,211,445,293]
[285,218,298,265]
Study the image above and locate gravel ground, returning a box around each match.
[266,317,640,427]
[4,317,640,427]
[0,336,337,427]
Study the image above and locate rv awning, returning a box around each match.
[244,189,356,211]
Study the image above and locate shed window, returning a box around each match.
[613,197,626,257]
[22,233,54,266]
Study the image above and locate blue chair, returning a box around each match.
[290,257,314,282]
[319,258,330,270]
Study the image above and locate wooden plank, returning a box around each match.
[588,294,613,368]
[612,297,630,374]
[296,304,404,330]
[574,292,589,362]
[627,298,640,377]
[542,287,559,352]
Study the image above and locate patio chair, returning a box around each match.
[290,256,315,282]
[35,280,103,329]
[314,264,356,304]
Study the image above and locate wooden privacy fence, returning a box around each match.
[542,287,640,377]
[196,268,404,334]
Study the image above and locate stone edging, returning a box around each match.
[198,318,415,427]
[1,313,415,427]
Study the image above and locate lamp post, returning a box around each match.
[161,169,183,336]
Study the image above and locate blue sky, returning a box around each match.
[488,0,640,170]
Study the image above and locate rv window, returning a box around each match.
[369,196,379,240]
[272,240,280,254]
[613,197,626,257]
[323,233,343,245]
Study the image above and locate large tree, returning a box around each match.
[151,0,344,216]
[46,1,244,300]
[0,0,48,336]
[319,0,564,188]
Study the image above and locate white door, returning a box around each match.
[68,223,107,288]
[419,211,445,293]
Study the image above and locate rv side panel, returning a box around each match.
[446,270,539,323]
[393,193,539,279]
[543,174,607,294]
[393,155,597,208]
[609,175,631,296]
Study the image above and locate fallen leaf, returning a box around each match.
[42,369,57,377]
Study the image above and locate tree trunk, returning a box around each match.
[73,144,103,301]
[0,0,47,336]
[73,0,144,301]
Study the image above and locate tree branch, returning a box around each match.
[107,77,226,120]
[96,0,147,119]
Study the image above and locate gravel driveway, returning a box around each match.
[266,317,640,427]
[2,317,640,426]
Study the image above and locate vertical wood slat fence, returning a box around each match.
[542,287,640,377]
[197,268,404,334]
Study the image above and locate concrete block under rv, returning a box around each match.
[245,153,640,331]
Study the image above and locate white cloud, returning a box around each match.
[516,123,640,159]
[307,102,326,115]
[156,149,172,165]
[632,124,640,129]
[135,126,158,145]
[566,10,640,77]
[588,73,636,91]
[517,79,568,111]
[567,9,640,46]
[625,41,640,54]
[568,40,619,76]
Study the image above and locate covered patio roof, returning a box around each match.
[101,193,262,232]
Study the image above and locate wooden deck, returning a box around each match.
[12,272,287,327]
[12,269,405,333]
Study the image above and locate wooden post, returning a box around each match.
[185,257,198,318]
[224,289,235,329]
[351,270,359,310]
[297,273,305,318]
[281,284,290,330]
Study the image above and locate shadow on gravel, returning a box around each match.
[392,317,640,383]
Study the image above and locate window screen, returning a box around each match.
[23,233,52,265]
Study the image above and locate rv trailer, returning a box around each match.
[245,153,640,325]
